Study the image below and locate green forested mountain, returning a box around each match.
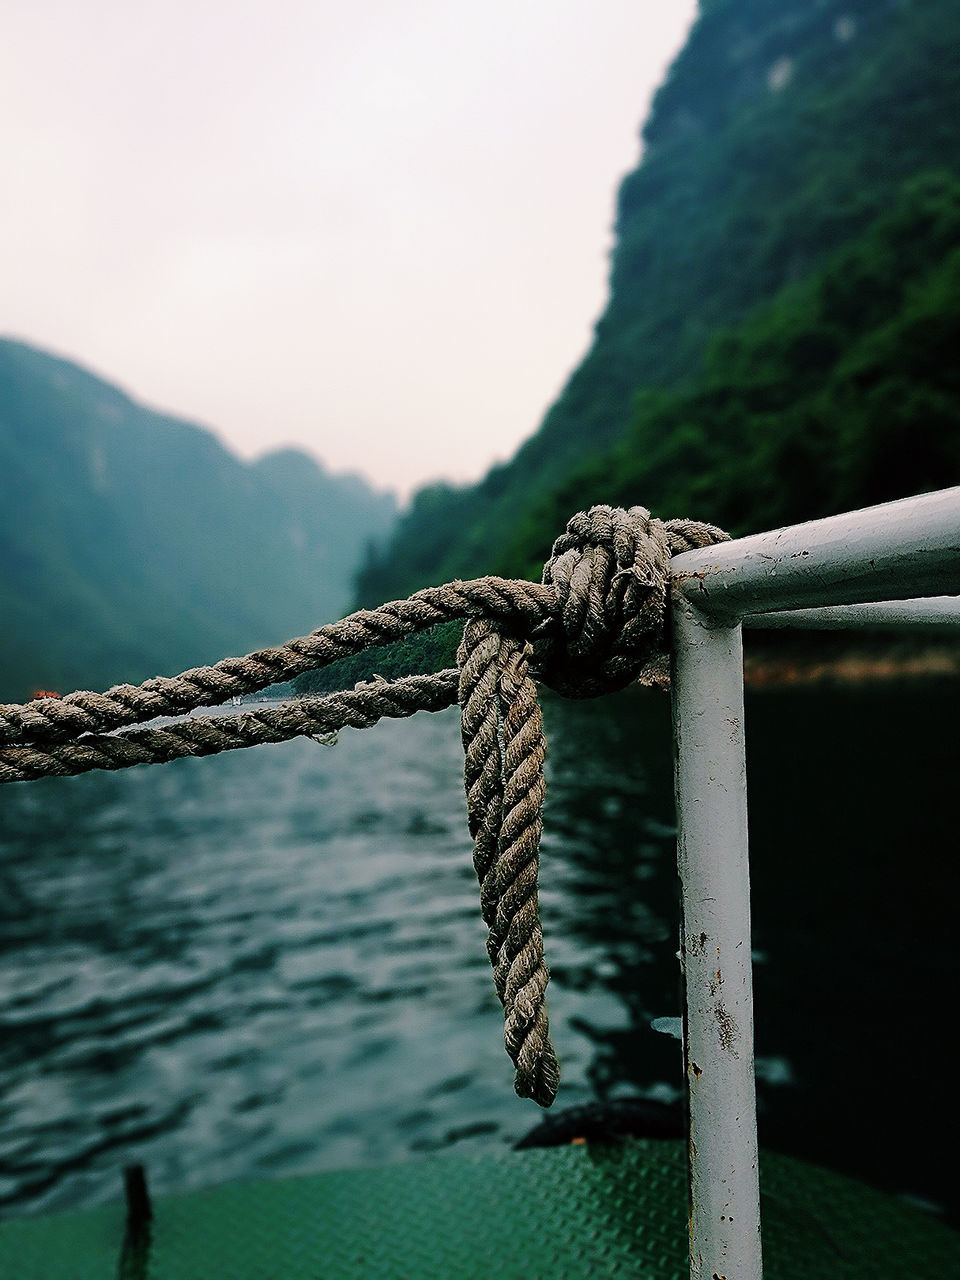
[358,0,960,605]
[0,338,395,701]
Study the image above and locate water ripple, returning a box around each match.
[2,688,953,1221]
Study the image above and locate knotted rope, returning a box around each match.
[536,506,729,697]
[452,506,728,1103]
[0,505,727,1106]
[458,620,558,1104]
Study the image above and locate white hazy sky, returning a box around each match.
[0,1,697,498]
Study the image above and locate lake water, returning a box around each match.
[1,683,957,1226]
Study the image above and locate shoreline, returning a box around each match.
[743,643,960,690]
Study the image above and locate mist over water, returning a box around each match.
[1,685,956,1224]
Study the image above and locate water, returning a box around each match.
[0,685,957,1225]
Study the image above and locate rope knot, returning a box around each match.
[533,505,731,698]
[536,505,672,697]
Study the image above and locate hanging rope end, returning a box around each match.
[515,1040,561,1108]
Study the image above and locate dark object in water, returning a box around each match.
[515,1097,685,1149]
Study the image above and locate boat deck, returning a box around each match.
[2,1139,957,1279]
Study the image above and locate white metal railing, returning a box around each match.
[667,486,960,1280]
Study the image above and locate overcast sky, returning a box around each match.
[1,1,697,498]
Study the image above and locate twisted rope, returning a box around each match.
[458,620,559,1105]
[0,671,460,785]
[451,506,727,1104]
[536,506,729,697]
[0,579,555,749]
[0,504,728,1107]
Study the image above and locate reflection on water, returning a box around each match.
[0,685,957,1224]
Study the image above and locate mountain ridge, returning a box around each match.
[0,336,396,701]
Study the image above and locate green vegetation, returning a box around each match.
[359,0,960,606]
[296,622,463,698]
[500,172,960,578]
[302,169,960,694]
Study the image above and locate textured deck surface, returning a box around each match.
[1,1140,957,1279]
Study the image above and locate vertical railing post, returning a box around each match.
[670,591,762,1279]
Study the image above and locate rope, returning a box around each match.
[0,505,728,1106]
[537,506,728,697]
[458,620,559,1105]
[452,506,727,1105]
[0,578,555,749]
[0,671,460,785]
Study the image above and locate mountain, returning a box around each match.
[0,338,396,701]
[357,0,960,605]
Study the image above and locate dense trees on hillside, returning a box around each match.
[355,168,960,615]
[313,169,960,694]
[356,0,960,610]
[496,172,960,579]
[300,171,960,701]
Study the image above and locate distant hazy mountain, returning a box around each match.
[0,337,396,701]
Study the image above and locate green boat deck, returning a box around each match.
[1,1140,957,1279]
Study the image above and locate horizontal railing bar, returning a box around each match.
[744,595,960,630]
[671,487,960,622]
